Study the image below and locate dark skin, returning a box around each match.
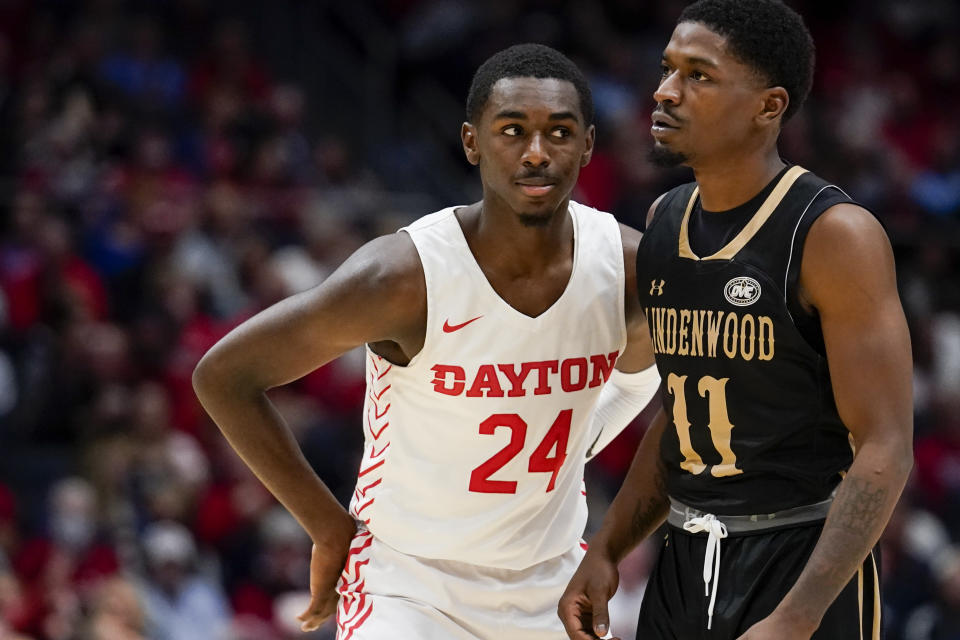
[193,75,654,633]
[559,22,913,640]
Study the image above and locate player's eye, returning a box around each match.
[551,127,571,139]
[502,125,522,136]
[690,70,710,82]
[660,64,671,78]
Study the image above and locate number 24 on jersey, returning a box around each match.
[469,410,572,494]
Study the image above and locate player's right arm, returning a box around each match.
[559,197,670,640]
[192,231,426,629]
[559,410,669,640]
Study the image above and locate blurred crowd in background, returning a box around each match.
[0,0,958,639]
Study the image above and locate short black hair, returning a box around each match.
[679,0,814,122]
[466,43,594,126]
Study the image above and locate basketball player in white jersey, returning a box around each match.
[192,44,660,639]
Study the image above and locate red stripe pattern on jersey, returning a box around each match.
[336,529,374,640]
[351,354,393,525]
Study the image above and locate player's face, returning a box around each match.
[651,22,772,168]
[462,77,594,226]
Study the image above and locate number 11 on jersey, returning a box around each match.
[667,373,742,478]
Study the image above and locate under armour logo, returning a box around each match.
[649,279,665,296]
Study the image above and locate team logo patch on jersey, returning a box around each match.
[724,277,761,307]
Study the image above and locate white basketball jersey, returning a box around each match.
[347,202,626,569]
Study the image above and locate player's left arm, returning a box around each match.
[740,204,914,639]
[585,223,660,460]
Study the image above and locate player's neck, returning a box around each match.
[692,149,786,212]
[459,199,574,274]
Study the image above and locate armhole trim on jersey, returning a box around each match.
[783,185,850,313]
[390,228,430,369]
[784,185,841,307]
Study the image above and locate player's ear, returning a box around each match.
[758,86,789,126]
[462,122,480,166]
[581,123,596,167]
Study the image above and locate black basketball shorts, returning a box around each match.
[636,521,882,639]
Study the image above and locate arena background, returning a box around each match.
[0,0,957,638]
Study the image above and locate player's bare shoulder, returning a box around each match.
[799,202,894,314]
[335,231,427,358]
[346,231,426,305]
[804,203,891,274]
[806,203,888,254]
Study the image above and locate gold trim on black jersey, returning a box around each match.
[855,549,882,640]
[869,550,882,640]
[678,165,809,261]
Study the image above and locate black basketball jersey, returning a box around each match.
[638,165,861,514]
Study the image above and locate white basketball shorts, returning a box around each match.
[335,524,586,640]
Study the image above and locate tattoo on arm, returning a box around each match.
[655,456,667,498]
[831,476,888,533]
[790,476,891,612]
[631,457,668,538]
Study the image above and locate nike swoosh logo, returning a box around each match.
[442,315,483,333]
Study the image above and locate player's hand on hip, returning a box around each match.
[297,542,346,632]
[558,548,621,640]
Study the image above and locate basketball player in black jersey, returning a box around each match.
[559,1,913,639]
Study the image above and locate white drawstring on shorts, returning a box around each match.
[682,513,728,630]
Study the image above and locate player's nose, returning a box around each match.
[654,69,682,106]
[521,132,550,167]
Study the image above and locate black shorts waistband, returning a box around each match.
[667,496,833,534]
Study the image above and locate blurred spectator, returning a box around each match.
[913,398,960,534]
[83,380,210,534]
[81,575,147,640]
[11,477,118,639]
[188,18,272,115]
[254,507,311,594]
[0,546,31,639]
[911,125,960,219]
[193,439,274,581]
[169,182,251,318]
[882,499,951,638]
[902,549,960,640]
[227,506,311,628]
[128,382,208,520]
[137,520,230,640]
[1,190,46,333]
[99,15,186,111]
